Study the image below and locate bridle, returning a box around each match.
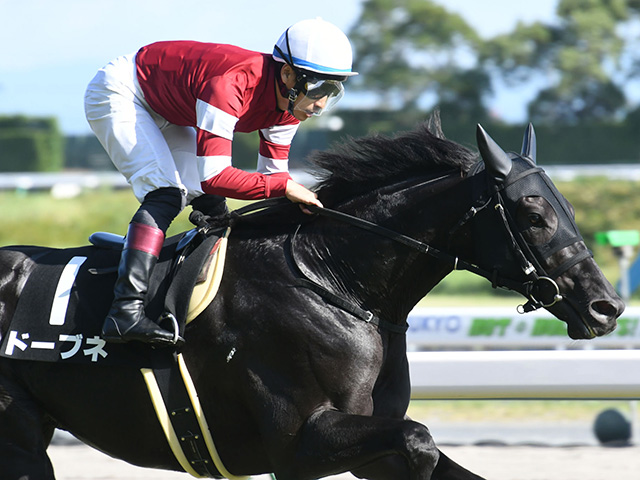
[231,163,592,332]
[470,163,593,313]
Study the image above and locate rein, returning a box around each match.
[303,203,533,301]
[303,198,577,316]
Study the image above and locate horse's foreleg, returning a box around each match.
[274,409,440,480]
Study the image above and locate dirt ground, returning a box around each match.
[48,442,640,480]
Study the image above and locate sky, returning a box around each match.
[0,0,558,135]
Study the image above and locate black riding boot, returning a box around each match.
[101,222,176,346]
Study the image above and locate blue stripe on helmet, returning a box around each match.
[272,48,352,74]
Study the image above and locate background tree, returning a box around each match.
[347,0,491,124]
[483,0,638,125]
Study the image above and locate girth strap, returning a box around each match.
[145,361,217,477]
[141,354,248,480]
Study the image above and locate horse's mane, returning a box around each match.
[310,114,478,205]
[225,114,478,230]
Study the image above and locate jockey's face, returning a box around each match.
[291,93,329,121]
[276,65,343,121]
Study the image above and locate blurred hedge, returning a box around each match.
[0,116,64,172]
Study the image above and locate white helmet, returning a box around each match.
[272,18,358,79]
[273,18,357,116]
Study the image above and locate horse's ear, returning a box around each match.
[476,124,512,184]
[520,122,537,163]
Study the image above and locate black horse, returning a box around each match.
[0,119,623,480]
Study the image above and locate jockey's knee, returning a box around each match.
[133,187,184,232]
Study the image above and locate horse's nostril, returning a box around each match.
[591,299,623,319]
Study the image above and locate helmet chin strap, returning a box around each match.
[275,72,297,116]
[286,75,310,116]
[274,33,309,117]
[286,87,299,116]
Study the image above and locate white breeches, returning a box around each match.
[84,53,204,207]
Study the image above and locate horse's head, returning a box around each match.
[470,124,623,339]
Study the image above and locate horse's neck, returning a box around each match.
[296,174,473,320]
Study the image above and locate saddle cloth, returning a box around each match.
[0,227,230,366]
[0,227,246,479]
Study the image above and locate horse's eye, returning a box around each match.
[528,213,544,227]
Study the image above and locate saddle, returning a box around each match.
[88,227,229,325]
[0,227,230,366]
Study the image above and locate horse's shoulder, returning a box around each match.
[0,245,48,276]
[0,246,48,336]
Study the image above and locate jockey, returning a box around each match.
[84,18,358,346]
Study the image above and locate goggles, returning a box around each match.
[297,78,345,116]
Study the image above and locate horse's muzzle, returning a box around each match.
[560,295,624,340]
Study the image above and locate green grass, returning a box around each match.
[2,189,139,247]
[0,189,243,248]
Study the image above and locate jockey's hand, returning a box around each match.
[285,180,323,215]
